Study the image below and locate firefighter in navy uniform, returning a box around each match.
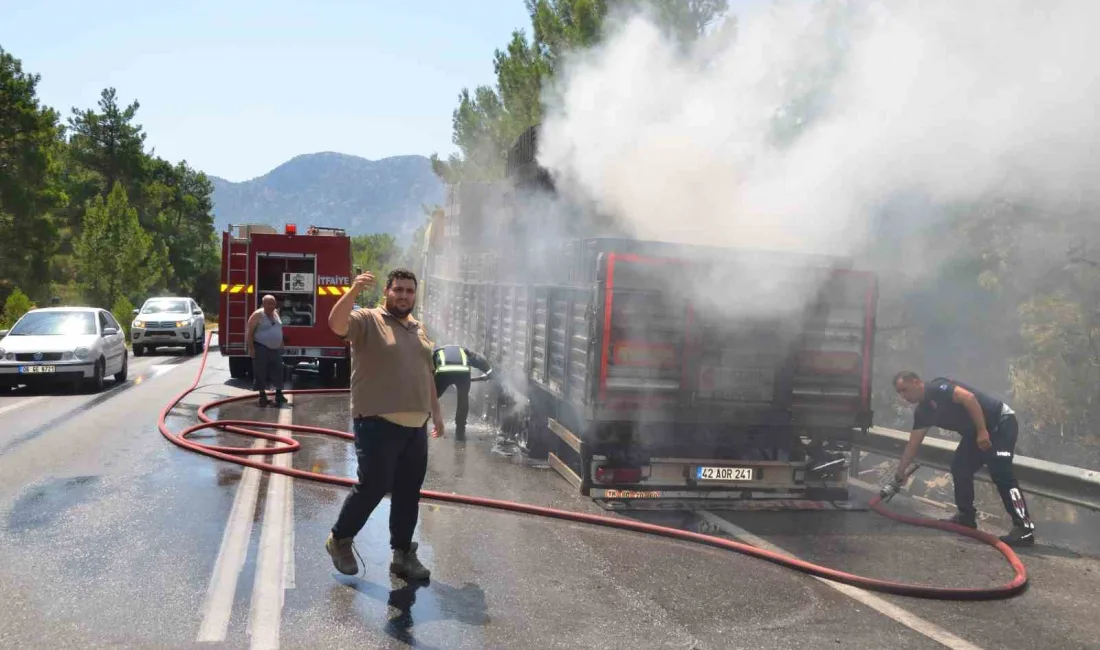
[432,345,493,441]
[889,371,1036,547]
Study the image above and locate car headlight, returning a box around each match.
[176,319,192,328]
[74,347,90,360]
[133,320,145,328]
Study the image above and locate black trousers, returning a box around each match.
[435,373,471,437]
[331,416,428,550]
[252,344,284,392]
[951,414,1034,529]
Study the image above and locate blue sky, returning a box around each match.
[2,0,770,183]
[1,0,532,182]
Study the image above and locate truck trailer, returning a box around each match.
[419,126,880,510]
[218,223,353,385]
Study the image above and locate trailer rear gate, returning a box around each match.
[423,240,877,506]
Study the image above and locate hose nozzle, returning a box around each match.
[879,462,922,502]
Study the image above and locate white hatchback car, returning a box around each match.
[130,296,206,355]
[0,307,128,392]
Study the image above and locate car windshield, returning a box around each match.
[142,300,189,314]
[8,311,97,336]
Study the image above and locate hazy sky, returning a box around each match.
[2,0,773,183]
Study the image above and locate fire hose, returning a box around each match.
[159,331,1028,600]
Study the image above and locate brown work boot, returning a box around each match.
[325,533,358,575]
[390,542,430,581]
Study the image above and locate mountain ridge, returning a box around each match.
[209,151,445,243]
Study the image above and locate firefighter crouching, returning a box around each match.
[433,344,492,441]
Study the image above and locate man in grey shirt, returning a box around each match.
[247,294,287,407]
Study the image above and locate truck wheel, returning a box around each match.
[319,360,336,385]
[228,356,249,379]
[334,359,350,386]
[519,406,549,460]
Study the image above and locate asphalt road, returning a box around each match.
[1,344,1099,649]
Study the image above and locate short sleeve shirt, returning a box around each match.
[912,377,1006,437]
[342,307,434,420]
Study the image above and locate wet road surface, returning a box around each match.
[1,345,1099,649]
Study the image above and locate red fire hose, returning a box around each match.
[159,332,1028,600]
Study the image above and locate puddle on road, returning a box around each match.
[7,475,102,532]
[333,575,490,647]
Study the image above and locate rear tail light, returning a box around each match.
[594,466,644,484]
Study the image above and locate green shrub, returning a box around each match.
[2,288,33,329]
[111,296,135,340]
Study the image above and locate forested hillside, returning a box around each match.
[0,46,219,328]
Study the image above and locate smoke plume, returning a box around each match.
[537,0,1100,262]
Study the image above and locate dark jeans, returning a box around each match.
[951,413,1034,529]
[435,373,471,438]
[252,343,284,392]
[331,416,429,551]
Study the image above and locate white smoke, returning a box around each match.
[537,0,1100,259]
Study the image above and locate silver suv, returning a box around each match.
[131,297,206,355]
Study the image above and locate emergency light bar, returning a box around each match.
[285,223,297,235]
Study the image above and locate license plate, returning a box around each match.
[697,466,754,481]
[19,365,56,374]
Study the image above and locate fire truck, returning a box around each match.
[420,126,879,510]
[218,223,353,385]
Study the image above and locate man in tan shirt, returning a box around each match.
[324,267,443,581]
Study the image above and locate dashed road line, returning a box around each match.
[0,395,47,416]
[197,437,267,643]
[249,398,296,649]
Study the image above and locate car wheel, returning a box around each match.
[114,351,128,383]
[85,358,105,393]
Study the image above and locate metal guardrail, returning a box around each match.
[855,427,1100,512]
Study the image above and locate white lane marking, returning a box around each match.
[698,511,986,650]
[197,438,267,643]
[148,363,187,376]
[249,398,295,650]
[284,451,296,590]
[0,395,47,416]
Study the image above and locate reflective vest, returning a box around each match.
[434,345,470,374]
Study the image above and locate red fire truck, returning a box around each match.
[218,223,353,385]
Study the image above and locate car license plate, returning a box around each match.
[19,365,56,374]
[696,466,754,481]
